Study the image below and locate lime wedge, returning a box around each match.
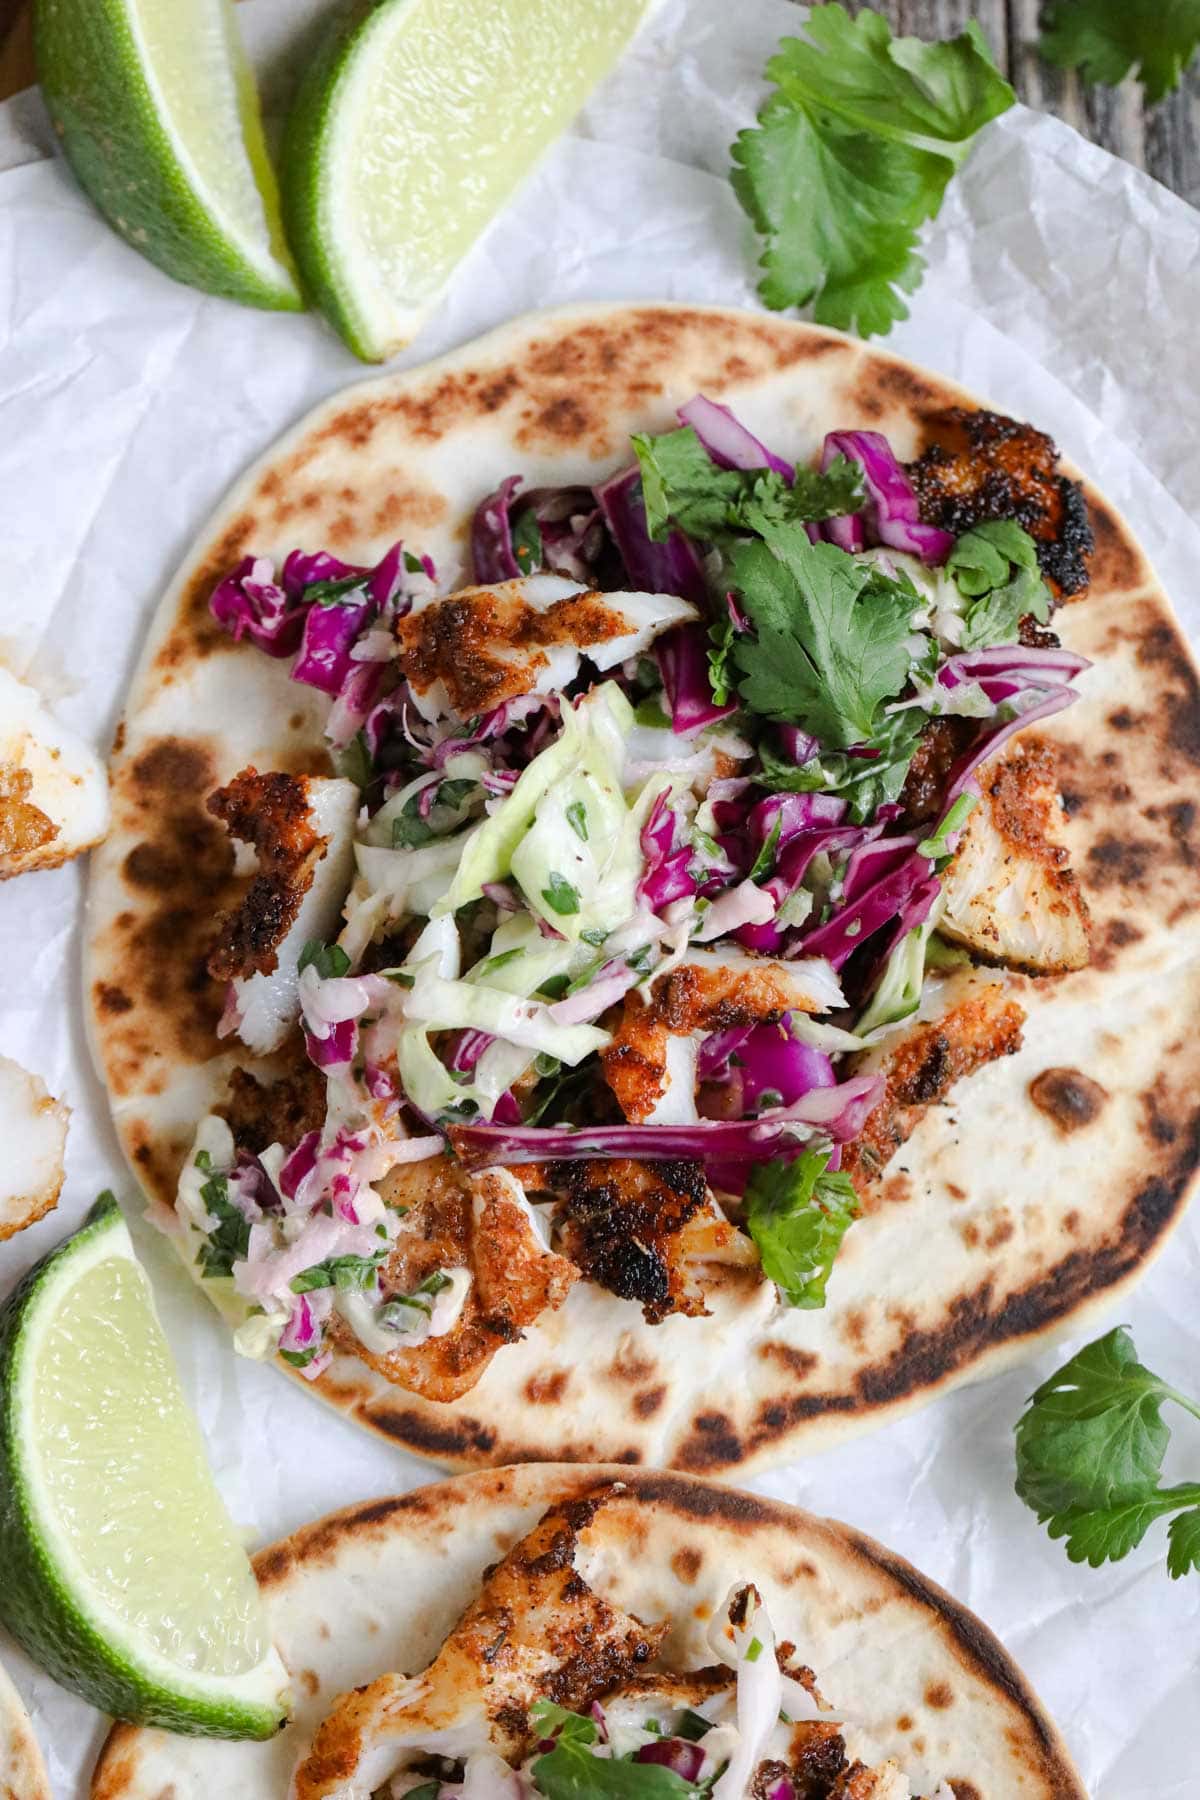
[282,0,653,361]
[34,0,301,310]
[0,1195,291,1739]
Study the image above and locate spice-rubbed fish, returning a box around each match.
[939,747,1090,975]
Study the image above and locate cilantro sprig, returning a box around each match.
[947,520,1051,650]
[731,529,919,750]
[528,1701,704,1799]
[1015,1326,1200,1576]
[632,426,863,542]
[1040,1,1200,104]
[745,1146,860,1308]
[731,5,1014,337]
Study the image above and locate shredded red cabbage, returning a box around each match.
[657,623,738,736]
[677,393,794,480]
[451,1074,883,1170]
[472,477,606,584]
[209,557,306,657]
[635,1740,709,1782]
[819,430,954,565]
[594,465,710,607]
[638,791,698,911]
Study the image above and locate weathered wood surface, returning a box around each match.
[1,0,1197,205]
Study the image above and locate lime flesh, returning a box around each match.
[34,0,301,309]
[283,0,654,360]
[0,1196,290,1738]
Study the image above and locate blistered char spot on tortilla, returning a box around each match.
[926,1681,954,1710]
[757,1342,819,1378]
[94,981,133,1015]
[366,1404,498,1462]
[607,1343,657,1386]
[1087,496,1152,592]
[633,1385,667,1419]
[525,1369,570,1405]
[671,1545,703,1583]
[1028,1068,1108,1133]
[1135,609,1200,765]
[1140,1073,1184,1147]
[674,1410,744,1473]
[1085,833,1155,888]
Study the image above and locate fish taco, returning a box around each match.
[92,1463,1085,1799]
[86,303,1200,1473]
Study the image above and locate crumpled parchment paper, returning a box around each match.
[1,2,1197,1792]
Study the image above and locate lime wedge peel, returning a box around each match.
[34,0,301,311]
[0,1195,291,1739]
[282,0,655,361]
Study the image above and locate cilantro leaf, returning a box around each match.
[528,1701,598,1747]
[528,1700,704,1797]
[298,940,351,980]
[1044,1492,1190,1568]
[541,872,581,916]
[1014,1326,1200,1579]
[511,507,544,573]
[1040,0,1200,105]
[947,520,1052,650]
[1167,1505,1200,1579]
[757,709,925,825]
[731,6,1013,337]
[631,427,862,542]
[193,1158,250,1279]
[732,531,918,749]
[290,1251,387,1295]
[1015,1327,1174,1516]
[531,1740,700,1800]
[745,1146,860,1308]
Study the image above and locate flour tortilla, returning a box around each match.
[86,302,1200,1474]
[0,1658,51,1800]
[91,1463,1084,1799]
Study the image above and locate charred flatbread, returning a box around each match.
[91,1463,1084,1800]
[86,303,1200,1473]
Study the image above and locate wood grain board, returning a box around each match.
[0,1,1196,202]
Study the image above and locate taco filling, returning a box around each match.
[290,1487,957,1800]
[175,399,1093,1391]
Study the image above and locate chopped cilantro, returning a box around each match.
[511,508,544,573]
[541,872,581,916]
[290,1251,387,1294]
[480,946,526,975]
[298,940,351,980]
[748,812,783,882]
[302,572,368,606]
[194,1156,250,1279]
[566,799,590,841]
